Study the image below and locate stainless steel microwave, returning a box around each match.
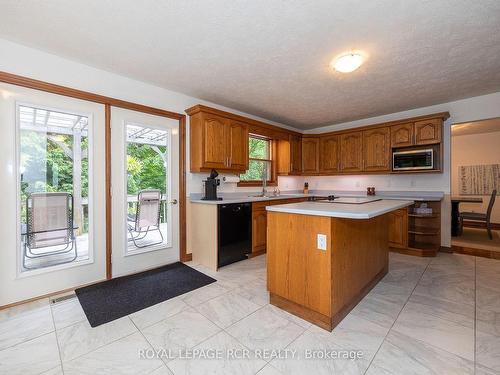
[392,149,434,171]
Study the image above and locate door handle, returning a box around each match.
[170,199,178,205]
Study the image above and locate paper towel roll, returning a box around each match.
[222,175,240,183]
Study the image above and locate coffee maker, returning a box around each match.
[202,169,222,201]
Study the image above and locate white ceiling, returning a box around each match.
[1,1,500,129]
[452,118,500,136]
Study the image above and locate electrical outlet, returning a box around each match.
[317,234,327,251]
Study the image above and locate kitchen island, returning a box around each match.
[266,199,413,331]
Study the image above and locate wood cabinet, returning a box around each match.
[227,120,248,170]
[290,135,302,174]
[187,105,448,176]
[251,197,308,255]
[391,119,441,148]
[252,207,267,254]
[187,107,249,173]
[302,137,320,174]
[200,113,230,170]
[388,208,408,249]
[391,123,414,148]
[339,131,363,172]
[414,119,441,145]
[319,135,340,173]
[363,127,391,171]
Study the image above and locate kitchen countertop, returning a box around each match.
[189,190,444,204]
[189,193,310,205]
[266,199,414,219]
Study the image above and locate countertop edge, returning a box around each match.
[265,200,414,219]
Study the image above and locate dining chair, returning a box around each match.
[460,189,497,239]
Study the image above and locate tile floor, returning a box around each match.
[1,252,500,374]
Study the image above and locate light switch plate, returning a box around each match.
[317,234,327,251]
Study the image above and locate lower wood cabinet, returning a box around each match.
[388,208,408,249]
[251,198,308,255]
[252,208,267,254]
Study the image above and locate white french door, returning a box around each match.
[0,83,107,306]
[110,107,180,277]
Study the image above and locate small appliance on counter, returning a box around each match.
[202,169,222,201]
[303,182,309,194]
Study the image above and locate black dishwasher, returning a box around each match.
[218,203,252,267]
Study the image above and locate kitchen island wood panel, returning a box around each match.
[267,210,390,331]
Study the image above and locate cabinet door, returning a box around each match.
[301,137,319,174]
[227,120,249,171]
[319,135,339,174]
[340,131,363,172]
[388,208,408,248]
[415,119,441,145]
[391,123,414,147]
[252,209,267,253]
[363,127,391,171]
[202,114,229,169]
[290,135,302,174]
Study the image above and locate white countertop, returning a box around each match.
[190,193,310,205]
[266,199,414,219]
[189,190,443,205]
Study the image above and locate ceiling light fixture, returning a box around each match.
[331,53,364,73]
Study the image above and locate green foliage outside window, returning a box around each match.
[240,137,271,181]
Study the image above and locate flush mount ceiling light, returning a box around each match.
[331,53,364,73]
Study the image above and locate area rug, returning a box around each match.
[75,262,216,327]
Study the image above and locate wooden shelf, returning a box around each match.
[408,213,439,218]
[408,242,440,251]
[408,226,440,235]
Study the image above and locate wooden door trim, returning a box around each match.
[105,104,112,279]
[0,71,189,283]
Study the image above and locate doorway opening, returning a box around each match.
[450,117,500,257]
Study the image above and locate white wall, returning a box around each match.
[451,130,500,223]
[0,38,299,196]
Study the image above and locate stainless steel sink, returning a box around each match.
[247,194,274,198]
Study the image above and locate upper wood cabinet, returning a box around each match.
[363,127,391,172]
[302,137,320,174]
[339,131,363,173]
[200,113,230,170]
[319,135,339,174]
[391,123,414,148]
[227,120,248,170]
[187,108,248,172]
[290,135,302,174]
[414,119,441,145]
[391,119,442,148]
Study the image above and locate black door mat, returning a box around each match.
[75,262,216,327]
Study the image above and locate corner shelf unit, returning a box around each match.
[407,201,441,256]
